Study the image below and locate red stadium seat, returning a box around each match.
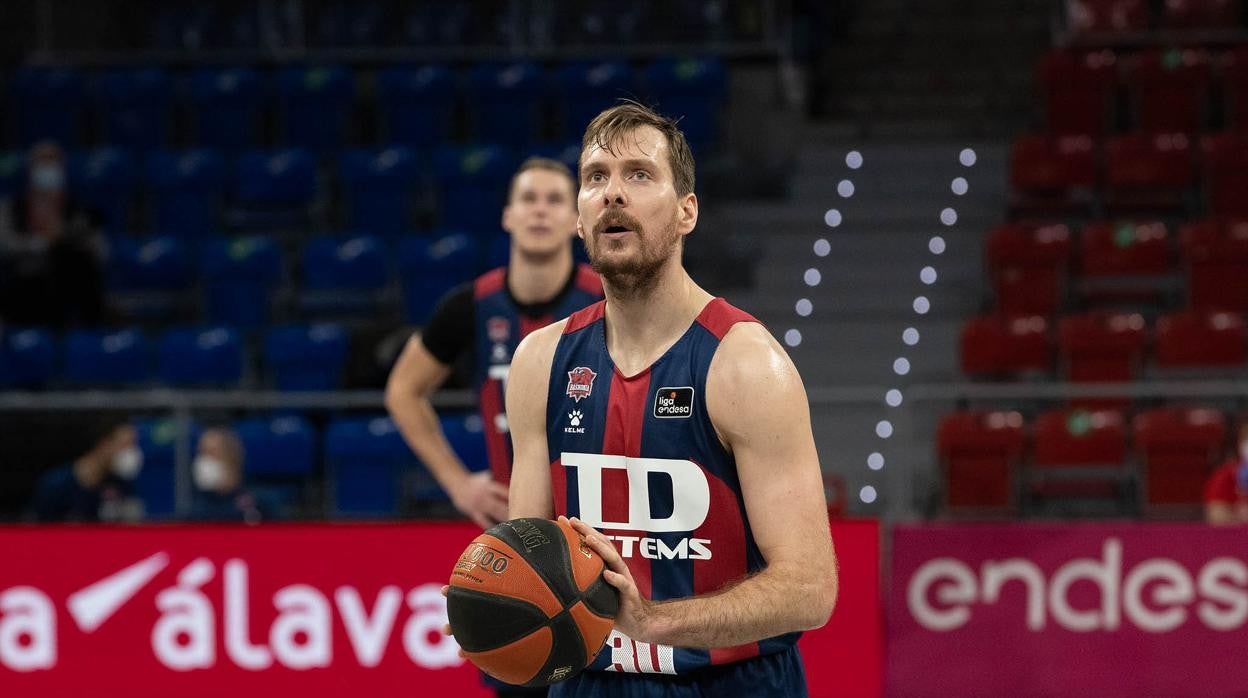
[959,314,1053,377]
[1159,0,1241,28]
[1077,220,1173,303]
[1154,310,1246,369]
[1104,131,1195,216]
[1030,407,1130,500]
[1133,406,1227,511]
[937,410,1026,513]
[1201,132,1248,217]
[1223,47,1248,131]
[986,223,1073,315]
[1037,49,1119,136]
[1066,0,1150,36]
[1180,218,1248,311]
[1008,134,1098,218]
[1058,311,1148,408]
[1125,49,1213,133]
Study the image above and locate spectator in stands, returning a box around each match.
[32,419,144,522]
[386,157,602,531]
[189,428,275,524]
[1205,424,1248,526]
[0,140,107,327]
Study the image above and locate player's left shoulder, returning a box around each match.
[712,321,797,382]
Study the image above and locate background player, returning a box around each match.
[505,103,837,696]
[385,156,602,529]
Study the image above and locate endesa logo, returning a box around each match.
[0,554,461,673]
[906,538,1248,633]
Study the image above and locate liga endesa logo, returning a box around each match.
[906,538,1248,633]
[0,553,461,673]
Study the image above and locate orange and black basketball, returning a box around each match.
[447,517,619,687]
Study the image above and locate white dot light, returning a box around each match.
[876,420,893,438]
[845,151,863,169]
[913,296,930,314]
[823,209,842,228]
[893,357,911,375]
[795,298,813,317]
[837,180,855,198]
[929,236,946,254]
[920,266,937,284]
[867,452,884,470]
[951,177,969,195]
[960,148,977,166]
[804,268,822,286]
[940,208,958,226]
[813,238,831,256]
[784,329,802,347]
[860,485,878,504]
[885,389,903,407]
[902,327,920,345]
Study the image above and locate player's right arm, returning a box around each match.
[505,321,565,520]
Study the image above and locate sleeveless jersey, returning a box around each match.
[544,298,801,676]
[474,263,602,485]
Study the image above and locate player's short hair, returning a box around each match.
[507,157,576,203]
[580,100,695,197]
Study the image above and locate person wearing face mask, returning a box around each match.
[32,420,144,522]
[188,428,275,524]
[1204,423,1248,526]
[0,140,107,328]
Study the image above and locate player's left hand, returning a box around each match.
[564,515,665,645]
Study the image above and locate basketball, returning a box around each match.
[447,517,620,687]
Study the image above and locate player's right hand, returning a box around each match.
[450,471,509,529]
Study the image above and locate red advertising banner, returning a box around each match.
[889,523,1248,698]
[0,520,878,697]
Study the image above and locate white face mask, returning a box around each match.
[31,163,64,192]
[111,446,143,480]
[193,455,228,492]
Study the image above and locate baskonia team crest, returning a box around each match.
[487,316,510,343]
[566,367,597,402]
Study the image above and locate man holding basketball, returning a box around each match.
[505,103,837,695]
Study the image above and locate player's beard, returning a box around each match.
[585,209,680,300]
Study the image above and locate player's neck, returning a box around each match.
[507,245,574,304]
[602,263,713,374]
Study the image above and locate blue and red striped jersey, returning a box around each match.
[474,263,602,484]
[545,297,801,676]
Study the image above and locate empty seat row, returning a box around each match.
[1010,130,1248,218]
[7,59,726,152]
[132,412,487,517]
[1038,47,1248,136]
[1066,0,1242,36]
[937,405,1231,514]
[986,218,1248,315]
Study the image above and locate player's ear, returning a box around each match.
[575,217,586,241]
[677,192,698,236]
[501,203,514,235]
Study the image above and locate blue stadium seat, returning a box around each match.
[325,415,409,515]
[396,232,479,323]
[0,151,27,199]
[555,61,634,141]
[63,328,150,386]
[235,415,317,478]
[315,2,384,47]
[200,235,282,328]
[531,142,581,173]
[10,67,85,146]
[68,148,138,233]
[433,144,514,230]
[146,149,227,237]
[440,412,488,473]
[376,65,454,148]
[0,328,55,388]
[338,147,420,234]
[97,68,173,152]
[110,236,192,291]
[157,327,244,386]
[263,324,349,390]
[188,68,265,151]
[300,234,390,316]
[644,57,726,154]
[467,62,544,145]
[277,66,355,152]
[134,417,200,518]
[231,148,316,230]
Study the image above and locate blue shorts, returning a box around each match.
[548,646,807,698]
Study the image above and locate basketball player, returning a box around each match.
[505,103,837,695]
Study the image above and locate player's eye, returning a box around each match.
[632,170,650,180]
